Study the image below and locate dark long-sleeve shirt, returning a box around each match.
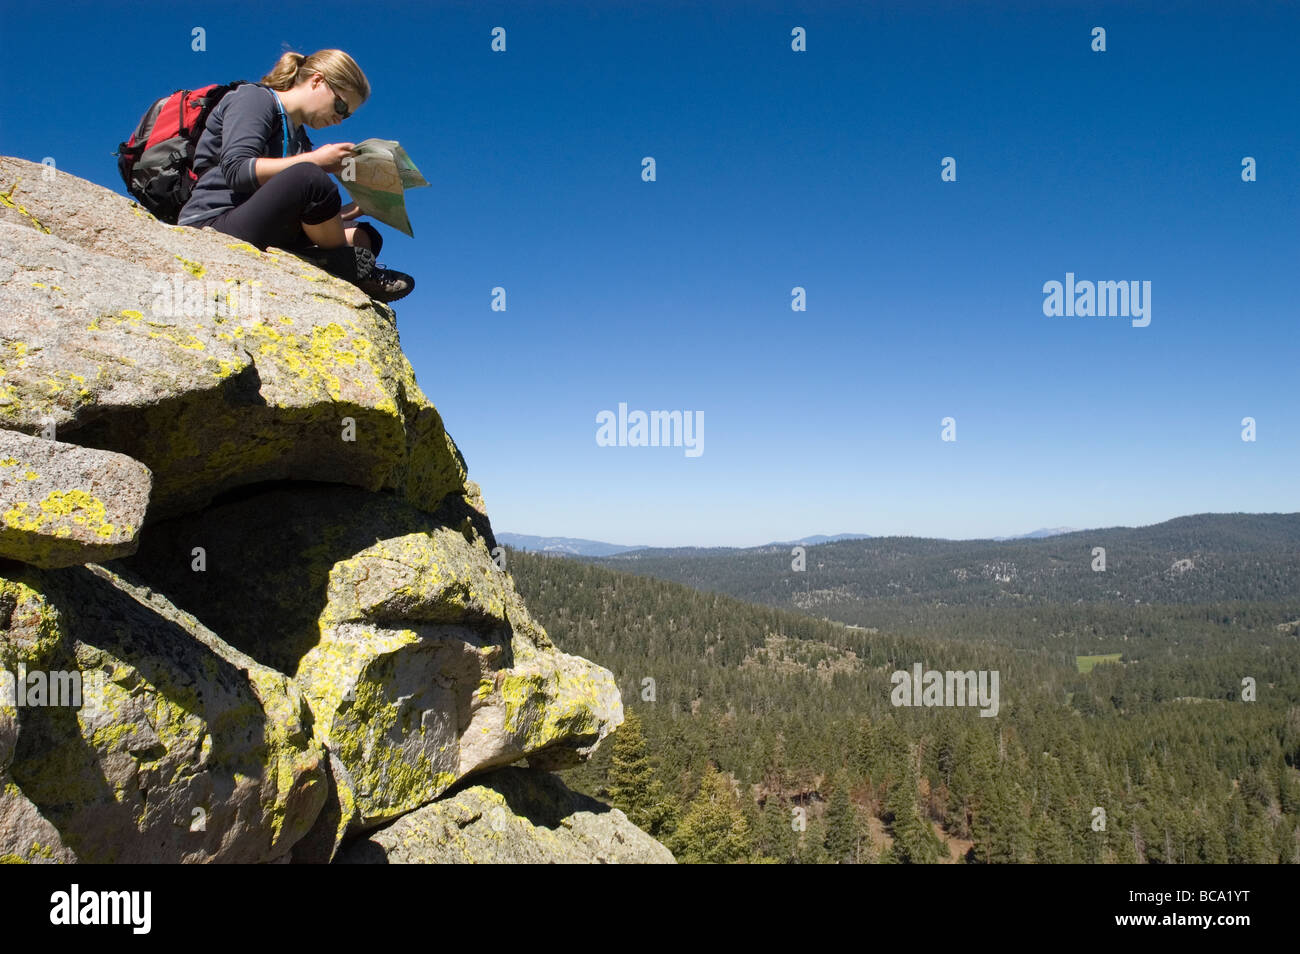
[177,83,314,227]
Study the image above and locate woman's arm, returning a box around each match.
[253,142,356,184]
[252,153,319,185]
[216,86,278,193]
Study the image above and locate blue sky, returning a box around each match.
[3,0,1297,546]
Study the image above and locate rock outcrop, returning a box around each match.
[0,157,661,863]
[338,767,675,864]
[1,429,151,568]
[1,562,326,863]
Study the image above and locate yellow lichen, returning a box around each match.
[2,489,116,539]
[173,254,206,278]
[0,179,52,234]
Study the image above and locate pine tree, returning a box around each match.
[674,763,753,864]
[606,709,678,841]
[1225,789,1269,863]
[887,762,941,864]
[739,782,769,863]
[763,733,789,792]
[824,771,858,863]
[971,774,1031,864]
[796,813,830,864]
[759,794,797,863]
[1279,763,1300,815]
[854,717,879,781]
[1032,813,1073,863]
[1198,815,1229,864]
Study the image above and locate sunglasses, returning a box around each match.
[320,76,352,120]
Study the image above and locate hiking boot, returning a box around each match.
[304,245,375,284]
[357,264,415,303]
[300,245,412,303]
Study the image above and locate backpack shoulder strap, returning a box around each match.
[253,84,293,158]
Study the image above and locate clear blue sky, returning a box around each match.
[3,0,1297,546]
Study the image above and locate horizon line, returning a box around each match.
[499,510,1300,551]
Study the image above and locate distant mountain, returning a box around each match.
[499,532,874,557]
[990,527,1081,541]
[502,529,1077,553]
[497,533,647,557]
[583,513,1300,614]
[766,533,874,546]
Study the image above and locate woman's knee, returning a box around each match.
[280,161,332,190]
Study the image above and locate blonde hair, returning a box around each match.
[261,49,370,105]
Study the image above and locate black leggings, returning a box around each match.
[204,162,382,257]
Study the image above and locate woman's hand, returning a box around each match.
[339,201,363,221]
[311,142,356,175]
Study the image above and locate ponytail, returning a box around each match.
[259,49,370,104]
[260,51,307,90]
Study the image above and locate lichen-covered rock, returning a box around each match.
[0,430,152,568]
[1,703,76,863]
[0,563,327,862]
[0,157,466,521]
[0,157,646,864]
[338,767,676,864]
[113,484,622,851]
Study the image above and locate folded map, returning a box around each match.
[337,138,429,237]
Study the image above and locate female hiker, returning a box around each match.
[178,48,414,303]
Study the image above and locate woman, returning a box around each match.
[178,49,414,303]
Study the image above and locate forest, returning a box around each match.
[506,519,1300,863]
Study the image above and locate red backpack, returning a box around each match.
[115,80,248,224]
